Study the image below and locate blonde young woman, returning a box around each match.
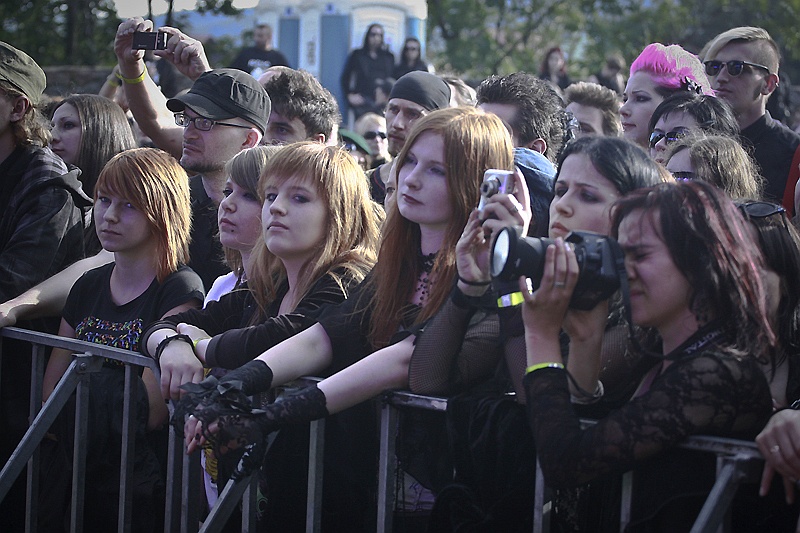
[141,142,383,529]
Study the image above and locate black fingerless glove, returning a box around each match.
[170,360,274,433]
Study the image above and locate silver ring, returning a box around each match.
[771,444,781,454]
[553,282,566,288]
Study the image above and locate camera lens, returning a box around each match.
[480,177,501,197]
[491,227,511,277]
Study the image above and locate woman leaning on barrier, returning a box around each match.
[521,181,775,531]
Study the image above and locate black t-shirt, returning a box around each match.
[740,111,800,203]
[229,47,290,78]
[63,263,204,351]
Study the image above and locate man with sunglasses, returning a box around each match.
[701,27,800,214]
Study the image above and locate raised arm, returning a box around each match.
[114,17,183,158]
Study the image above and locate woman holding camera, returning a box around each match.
[410,136,664,402]
[522,180,774,530]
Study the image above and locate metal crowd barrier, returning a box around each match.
[0,327,767,533]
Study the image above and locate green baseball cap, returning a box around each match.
[0,42,46,102]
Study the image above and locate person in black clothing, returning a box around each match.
[701,26,800,213]
[538,46,572,92]
[143,142,383,531]
[341,23,395,119]
[522,181,775,531]
[229,23,290,78]
[0,41,90,533]
[393,37,432,80]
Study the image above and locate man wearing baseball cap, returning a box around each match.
[113,18,270,288]
[0,41,90,532]
[368,70,451,203]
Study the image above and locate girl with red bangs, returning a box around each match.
[41,147,205,532]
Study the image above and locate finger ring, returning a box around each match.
[553,282,566,288]
[771,444,781,454]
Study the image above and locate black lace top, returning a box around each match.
[523,325,773,490]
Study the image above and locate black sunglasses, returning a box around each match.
[363,131,387,140]
[649,130,687,149]
[704,60,771,77]
[736,201,785,219]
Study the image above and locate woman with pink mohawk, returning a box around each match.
[620,43,714,147]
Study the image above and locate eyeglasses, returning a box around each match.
[703,60,771,77]
[363,131,387,140]
[648,130,687,149]
[671,171,695,181]
[174,113,252,132]
[736,200,785,219]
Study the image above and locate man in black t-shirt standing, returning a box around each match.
[230,23,290,79]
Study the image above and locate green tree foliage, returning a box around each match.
[1,0,120,66]
[427,0,800,84]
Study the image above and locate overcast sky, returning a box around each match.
[115,0,258,19]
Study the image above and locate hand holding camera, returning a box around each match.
[492,228,623,311]
[477,168,531,236]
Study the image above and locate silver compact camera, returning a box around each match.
[477,169,515,213]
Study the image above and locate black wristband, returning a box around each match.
[140,320,178,357]
[457,275,492,286]
[153,334,193,364]
[451,283,495,310]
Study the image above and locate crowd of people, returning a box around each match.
[1,16,800,533]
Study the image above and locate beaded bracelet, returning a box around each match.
[524,362,564,375]
[153,334,193,364]
[115,69,146,84]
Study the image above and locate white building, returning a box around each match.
[249,0,428,118]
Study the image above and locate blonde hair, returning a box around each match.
[246,142,383,318]
[221,145,282,274]
[368,107,514,347]
[701,26,780,73]
[95,148,191,281]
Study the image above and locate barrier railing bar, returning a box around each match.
[118,364,136,533]
[70,362,92,533]
[0,328,160,533]
[164,427,183,533]
[0,355,97,500]
[25,343,45,533]
[306,418,325,533]
[200,472,255,533]
[620,471,633,532]
[181,449,202,533]
[242,477,257,533]
[0,327,771,533]
[690,455,754,533]
[377,399,398,533]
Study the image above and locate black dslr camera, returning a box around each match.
[490,228,623,310]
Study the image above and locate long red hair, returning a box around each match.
[367,107,514,348]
